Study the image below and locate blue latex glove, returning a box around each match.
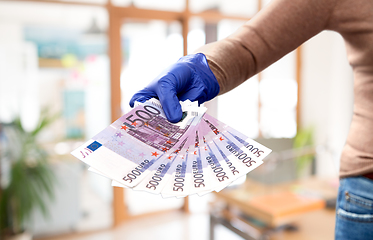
[129,53,220,123]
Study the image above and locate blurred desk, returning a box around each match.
[210,177,338,240]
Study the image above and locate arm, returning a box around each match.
[130,0,337,122]
[198,0,337,94]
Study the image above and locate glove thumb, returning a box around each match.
[129,89,155,107]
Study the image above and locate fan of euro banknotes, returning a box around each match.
[71,99,272,198]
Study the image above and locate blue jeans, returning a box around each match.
[335,176,373,240]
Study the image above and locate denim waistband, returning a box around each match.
[363,172,373,180]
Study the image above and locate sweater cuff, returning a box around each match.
[205,56,228,95]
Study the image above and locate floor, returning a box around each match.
[36,208,336,240]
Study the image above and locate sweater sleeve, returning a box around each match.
[196,0,337,95]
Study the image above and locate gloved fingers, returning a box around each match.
[162,63,192,91]
[157,77,183,123]
[129,53,218,122]
[178,84,207,104]
[129,89,157,107]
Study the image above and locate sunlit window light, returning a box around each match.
[120,21,183,113]
[259,78,298,138]
[218,77,259,139]
[187,29,206,54]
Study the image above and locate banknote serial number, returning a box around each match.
[122,159,150,183]
[125,105,161,128]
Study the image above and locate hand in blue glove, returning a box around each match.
[129,53,220,123]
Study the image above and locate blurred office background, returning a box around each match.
[0,0,352,239]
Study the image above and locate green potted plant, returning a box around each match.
[293,126,315,178]
[0,110,57,240]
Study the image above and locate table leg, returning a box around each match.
[210,213,216,240]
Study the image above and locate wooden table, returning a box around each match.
[209,177,338,240]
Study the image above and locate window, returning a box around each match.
[120,20,183,113]
[190,0,258,18]
[0,2,113,234]
[2,0,302,228]
[260,51,298,138]
[113,0,185,11]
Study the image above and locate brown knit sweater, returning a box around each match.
[197,0,373,178]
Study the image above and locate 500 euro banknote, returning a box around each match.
[71,99,204,188]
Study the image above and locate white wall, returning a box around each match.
[301,30,354,177]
